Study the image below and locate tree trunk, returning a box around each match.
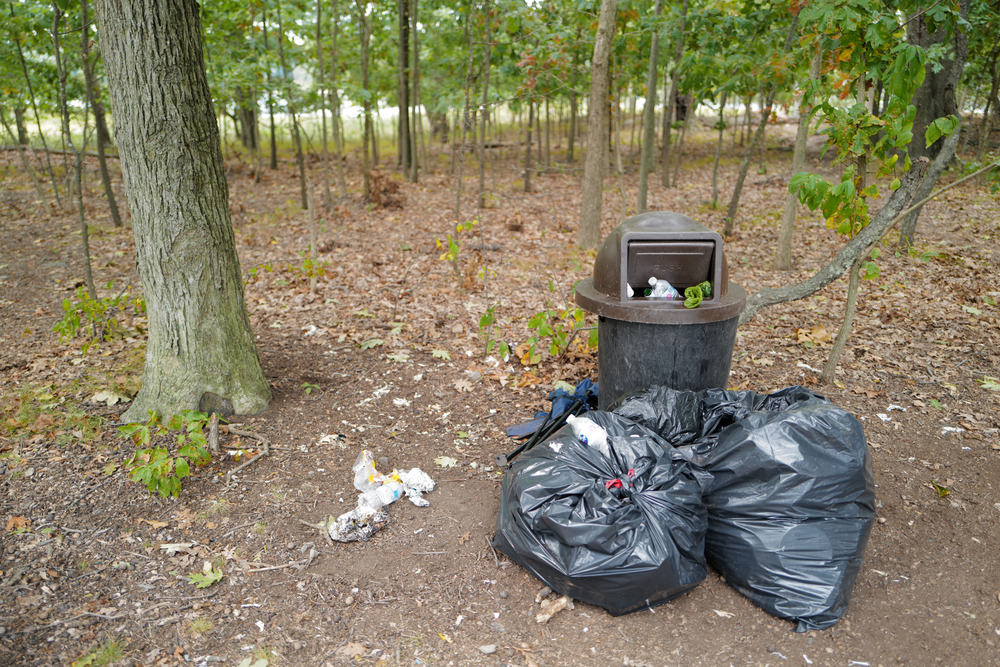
[670,95,691,186]
[356,0,372,200]
[977,44,999,161]
[275,4,308,210]
[81,0,124,228]
[262,10,278,170]
[478,0,492,208]
[898,125,962,247]
[710,90,727,208]
[330,0,348,197]
[398,0,411,176]
[578,0,617,249]
[455,0,475,219]
[316,0,332,209]
[93,0,270,421]
[568,90,577,162]
[410,0,420,183]
[523,101,534,192]
[13,107,28,145]
[637,0,662,213]
[52,3,75,210]
[738,158,928,327]
[775,51,821,270]
[660,0,688,187]
[908,0,971,161]
[724,17,798,236]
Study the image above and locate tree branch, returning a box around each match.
[738,158,929,327]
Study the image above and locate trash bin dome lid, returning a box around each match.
[576,211,746,325]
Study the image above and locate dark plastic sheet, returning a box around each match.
[492,412,708,615]
[615,385,876,631]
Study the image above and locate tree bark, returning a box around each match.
[637,0,663,213]
[398,0,411,176]
[410,0,420,183]
[660,0,688,187]
[578,0,617,249]
[356,0,372,200]
[898,124,962,247]
[316,0,332,209]
[478,0,492,208]
[738,158,928,327]
[710,90,727,208]
[330,0,348,198]
[82,0,124,228]
[93,0,270,421]
[908,0,971,161]
[775,51,821,270]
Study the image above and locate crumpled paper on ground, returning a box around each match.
[327,508,390,542]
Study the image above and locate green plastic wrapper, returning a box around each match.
[683,281,713,309]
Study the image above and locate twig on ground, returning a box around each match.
[224,427,271,486]
[486,535,499,568]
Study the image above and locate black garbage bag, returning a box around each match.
[492,412,708,616]
[614,386,876,632]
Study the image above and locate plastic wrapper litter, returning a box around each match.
[614,385,876,631]
[493,412,708,616]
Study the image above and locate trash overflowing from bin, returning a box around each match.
[495,385,875,630]
[328,450,436,542]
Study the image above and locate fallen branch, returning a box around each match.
[224,427,271,487]
[738,158,929,327]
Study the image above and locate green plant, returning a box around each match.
[301,382,320,395]
[120,410,212,498]
[188,616,214,635]
[435,220,477,273]
[53,281,146,354]
[71,635,125,667]
[521,306,597,365]
[478,303,511,362]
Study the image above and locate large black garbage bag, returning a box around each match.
[492,412,708,615]
[614,386,876,632]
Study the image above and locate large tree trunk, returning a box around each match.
[578,0,617,249]
[94,0,270,421]
[908,0,971,161]
[637,0,662,213]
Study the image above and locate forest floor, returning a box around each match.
[1,126,1000,667]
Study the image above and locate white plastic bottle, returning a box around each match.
[357,481,403,511]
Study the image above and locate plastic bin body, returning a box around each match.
[575,212,746,410]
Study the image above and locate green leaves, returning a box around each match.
[121,411,212,499]
[925,115,960,148]
[187,561,224,589]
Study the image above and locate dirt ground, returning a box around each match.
[1,129,999,667]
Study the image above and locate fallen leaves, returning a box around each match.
[6,516,30,531]
[434,456,458,468]
[796,326,833,347]
[138,518,169,529]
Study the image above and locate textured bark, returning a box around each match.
[93,0,270,421]
[636,0,663,213]
[738,158,928,327]
[908,0,970,161]
[898,125,962,247]
[578,0,617,249]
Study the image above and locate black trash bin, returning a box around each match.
[575,212,746,410]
